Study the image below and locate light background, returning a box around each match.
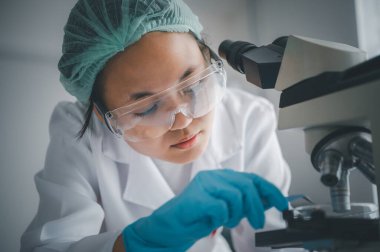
[0,0,379,251]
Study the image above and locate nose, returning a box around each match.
[170,111,192,131]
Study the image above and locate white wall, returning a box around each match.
[187,0,262,95]
[355,0,380,58]
[0,1,76,251]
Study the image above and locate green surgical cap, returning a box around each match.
[58,0,203,103]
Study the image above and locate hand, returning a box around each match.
[122,169,288,251]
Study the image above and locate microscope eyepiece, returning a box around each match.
[218,37,288,89]
[218,40,257,74]
[272,36,288,48]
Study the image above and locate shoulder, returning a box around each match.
[220,88,276,124]
[47,101,96,159]
[210,88,277,159]
[43,102,99,192]
[49,101,88,139]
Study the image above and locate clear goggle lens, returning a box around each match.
[105,61,226,142]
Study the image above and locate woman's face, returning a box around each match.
[98,32,215,164]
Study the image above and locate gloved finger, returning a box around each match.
[249,174,288,211]
[152,191,230,244]
[223,187,244,228]
[212,169,265,229]
[196,171,244,228]
[182,192,230,238]
[123,217,195,250]
[245,182,266,229]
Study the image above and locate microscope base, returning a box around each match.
[256,210,380,251]
[256,229,380,251]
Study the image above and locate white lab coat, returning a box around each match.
[21,88,291,252]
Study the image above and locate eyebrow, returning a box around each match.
[129,67,196,101]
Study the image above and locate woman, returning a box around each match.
[21,0,291,251]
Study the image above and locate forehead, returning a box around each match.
[101,32,205,107]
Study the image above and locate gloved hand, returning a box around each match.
[122,169,288,252]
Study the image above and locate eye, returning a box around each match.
[182,80,204,96]
[134,103,159,117]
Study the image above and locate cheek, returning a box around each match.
[125,110,216,162]
[197,109,215,133]
[206,111,215,127]
[126,138,168,159]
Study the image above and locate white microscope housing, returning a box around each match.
[219,35,380,251]
[276,36,378,210]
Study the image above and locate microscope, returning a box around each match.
[218,35,380,251]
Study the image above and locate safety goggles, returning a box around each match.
[98,60,226,142]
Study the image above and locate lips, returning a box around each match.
[171,133,199,149]
[178,134,196,143]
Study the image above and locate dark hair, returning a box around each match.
[76,36,218,139]
[76,73,103,139]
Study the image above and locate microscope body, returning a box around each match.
[276,35,379,210]
[276,75,380,251]
[219,35,380,251]
[276,37,380,251]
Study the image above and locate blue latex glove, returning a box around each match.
[122,169,288,251]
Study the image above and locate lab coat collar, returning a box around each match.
[99,97,241,210]
[101,131,175,210]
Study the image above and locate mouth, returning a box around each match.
[171,132,200,149]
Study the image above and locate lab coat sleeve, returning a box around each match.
[230,96,291,252]
[20,102,120,252]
